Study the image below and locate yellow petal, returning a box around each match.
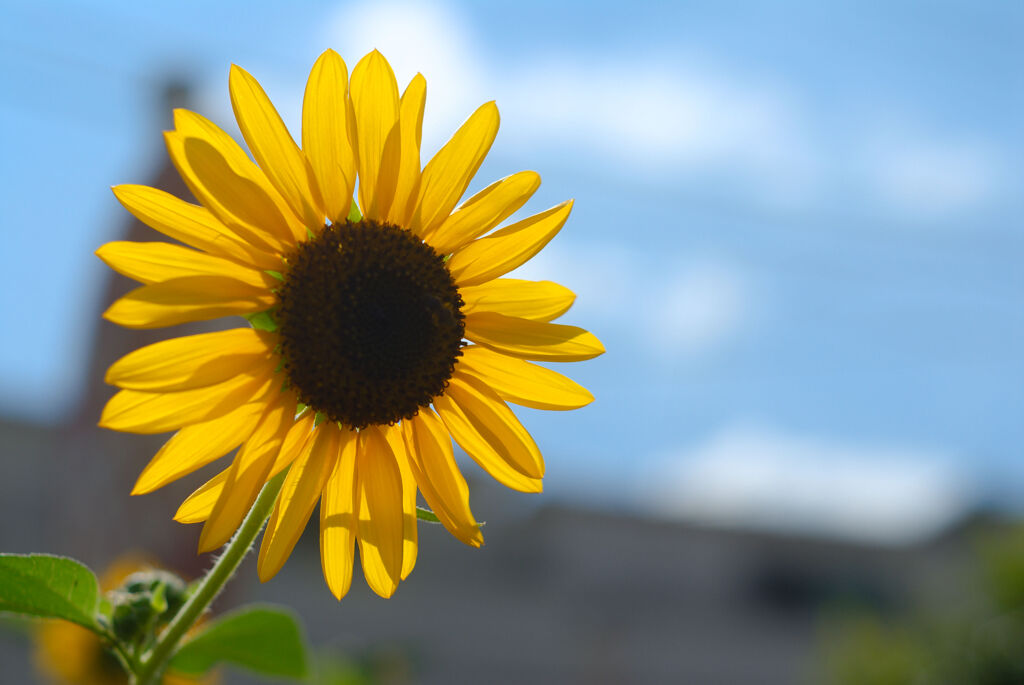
[350,50,400,220]
[174,469,229,524]
[257,424,340,582]
[441,372,543,479]
[425,171,540,254]
[268,410,317,479]
[174,409,314,524]
[410,102,499,238]
[355,426,405,598]
[132,402,265,495]
[199,393,297,552]
[434,385,543,494]
[464,311,604,362]
[402,409,483,547]
[106,328,275,392]
[386,74,426,227]
[460,278,575,322]
[111,185,278,270]
[171,134,297,253]
[230,64,325,230]
[173,109,306,240]
[383,424,418,580]
[102,276,275,329]
[96,241,274,288]
[99,367,275,434]
[302,49,355,223]
[320,428,358,600]
[376,124,403,221]
[456,346,594,411]
[447,200,572,287]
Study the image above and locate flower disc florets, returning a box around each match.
[277,219,465,429]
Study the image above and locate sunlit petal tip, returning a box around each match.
[411,101,501,236]
[313,49,348,74]
[170,107,191,127]
[171,108,213,135]
[357,49,390,71]
[448,200,574,286]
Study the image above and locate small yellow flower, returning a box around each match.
[98,50,603,599]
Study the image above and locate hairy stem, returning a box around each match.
[131,471,286,684]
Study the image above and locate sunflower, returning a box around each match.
[98,49,603,600]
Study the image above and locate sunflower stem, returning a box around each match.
[131,470,287,685]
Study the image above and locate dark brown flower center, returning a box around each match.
[276,219,464,429]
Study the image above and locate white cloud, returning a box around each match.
[201,1,1008,221]
[319,1,819,206]
[507,240,642,322]
[867,135,1002,219]
[648,261,746,357]
[643,424,974,544]
[322,0,485,154]
[500,60,820,204]
[511,245,749,356]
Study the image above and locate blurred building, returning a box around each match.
[0,82,998,685]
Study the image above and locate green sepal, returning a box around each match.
[245,311,278,332]
[0,554,101,631]
[264,270,284,282]
[414,507,484,527]
[168,604,308,680]
[121,570,187,616]
[149,581,167,614]
[313,412,327,428]
[110,591,154,643]
[416,507,441,523]
[346,199,362,222]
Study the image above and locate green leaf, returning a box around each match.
[347,199,362,222]
[416,506,441,523]
[169,605,308,680]
[245,311,278,332]
[0,554,100,630]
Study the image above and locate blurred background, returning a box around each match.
[1,0,1022,682]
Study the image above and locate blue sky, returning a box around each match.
[1,0,1021,542]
